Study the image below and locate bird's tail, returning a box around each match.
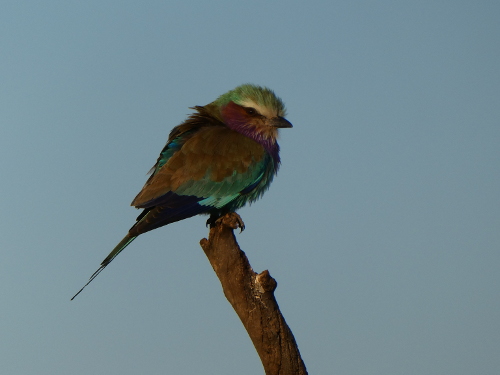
[70,234,137,300]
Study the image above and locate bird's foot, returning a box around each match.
[207,212,245,232]
[206,214,219,229]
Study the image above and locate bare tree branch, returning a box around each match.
[200,212,308,375]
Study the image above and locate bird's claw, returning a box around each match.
[206,215,218,228]
[206,212,245,232]
[223,212,245,232]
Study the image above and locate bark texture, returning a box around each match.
[200,212,308,375]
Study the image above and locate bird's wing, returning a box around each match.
[131,126,269,209]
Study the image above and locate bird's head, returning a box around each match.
[214,84,292,142]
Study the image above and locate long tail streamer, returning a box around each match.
[71,235,136,300]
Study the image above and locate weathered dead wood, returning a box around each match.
[200,212,308,375]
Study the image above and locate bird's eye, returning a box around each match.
[245,107,257,116]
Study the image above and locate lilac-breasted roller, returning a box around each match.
[71,84,292,299]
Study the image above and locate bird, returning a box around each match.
[71,84,292,300]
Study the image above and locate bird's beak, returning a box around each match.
[269,116,293,128]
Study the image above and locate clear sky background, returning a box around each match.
[1,1,499,374]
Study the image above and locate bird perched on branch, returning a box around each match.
[71,84,292,299]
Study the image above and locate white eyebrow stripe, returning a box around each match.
[238,99,277,118]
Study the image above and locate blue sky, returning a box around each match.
[1,1,499,374]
